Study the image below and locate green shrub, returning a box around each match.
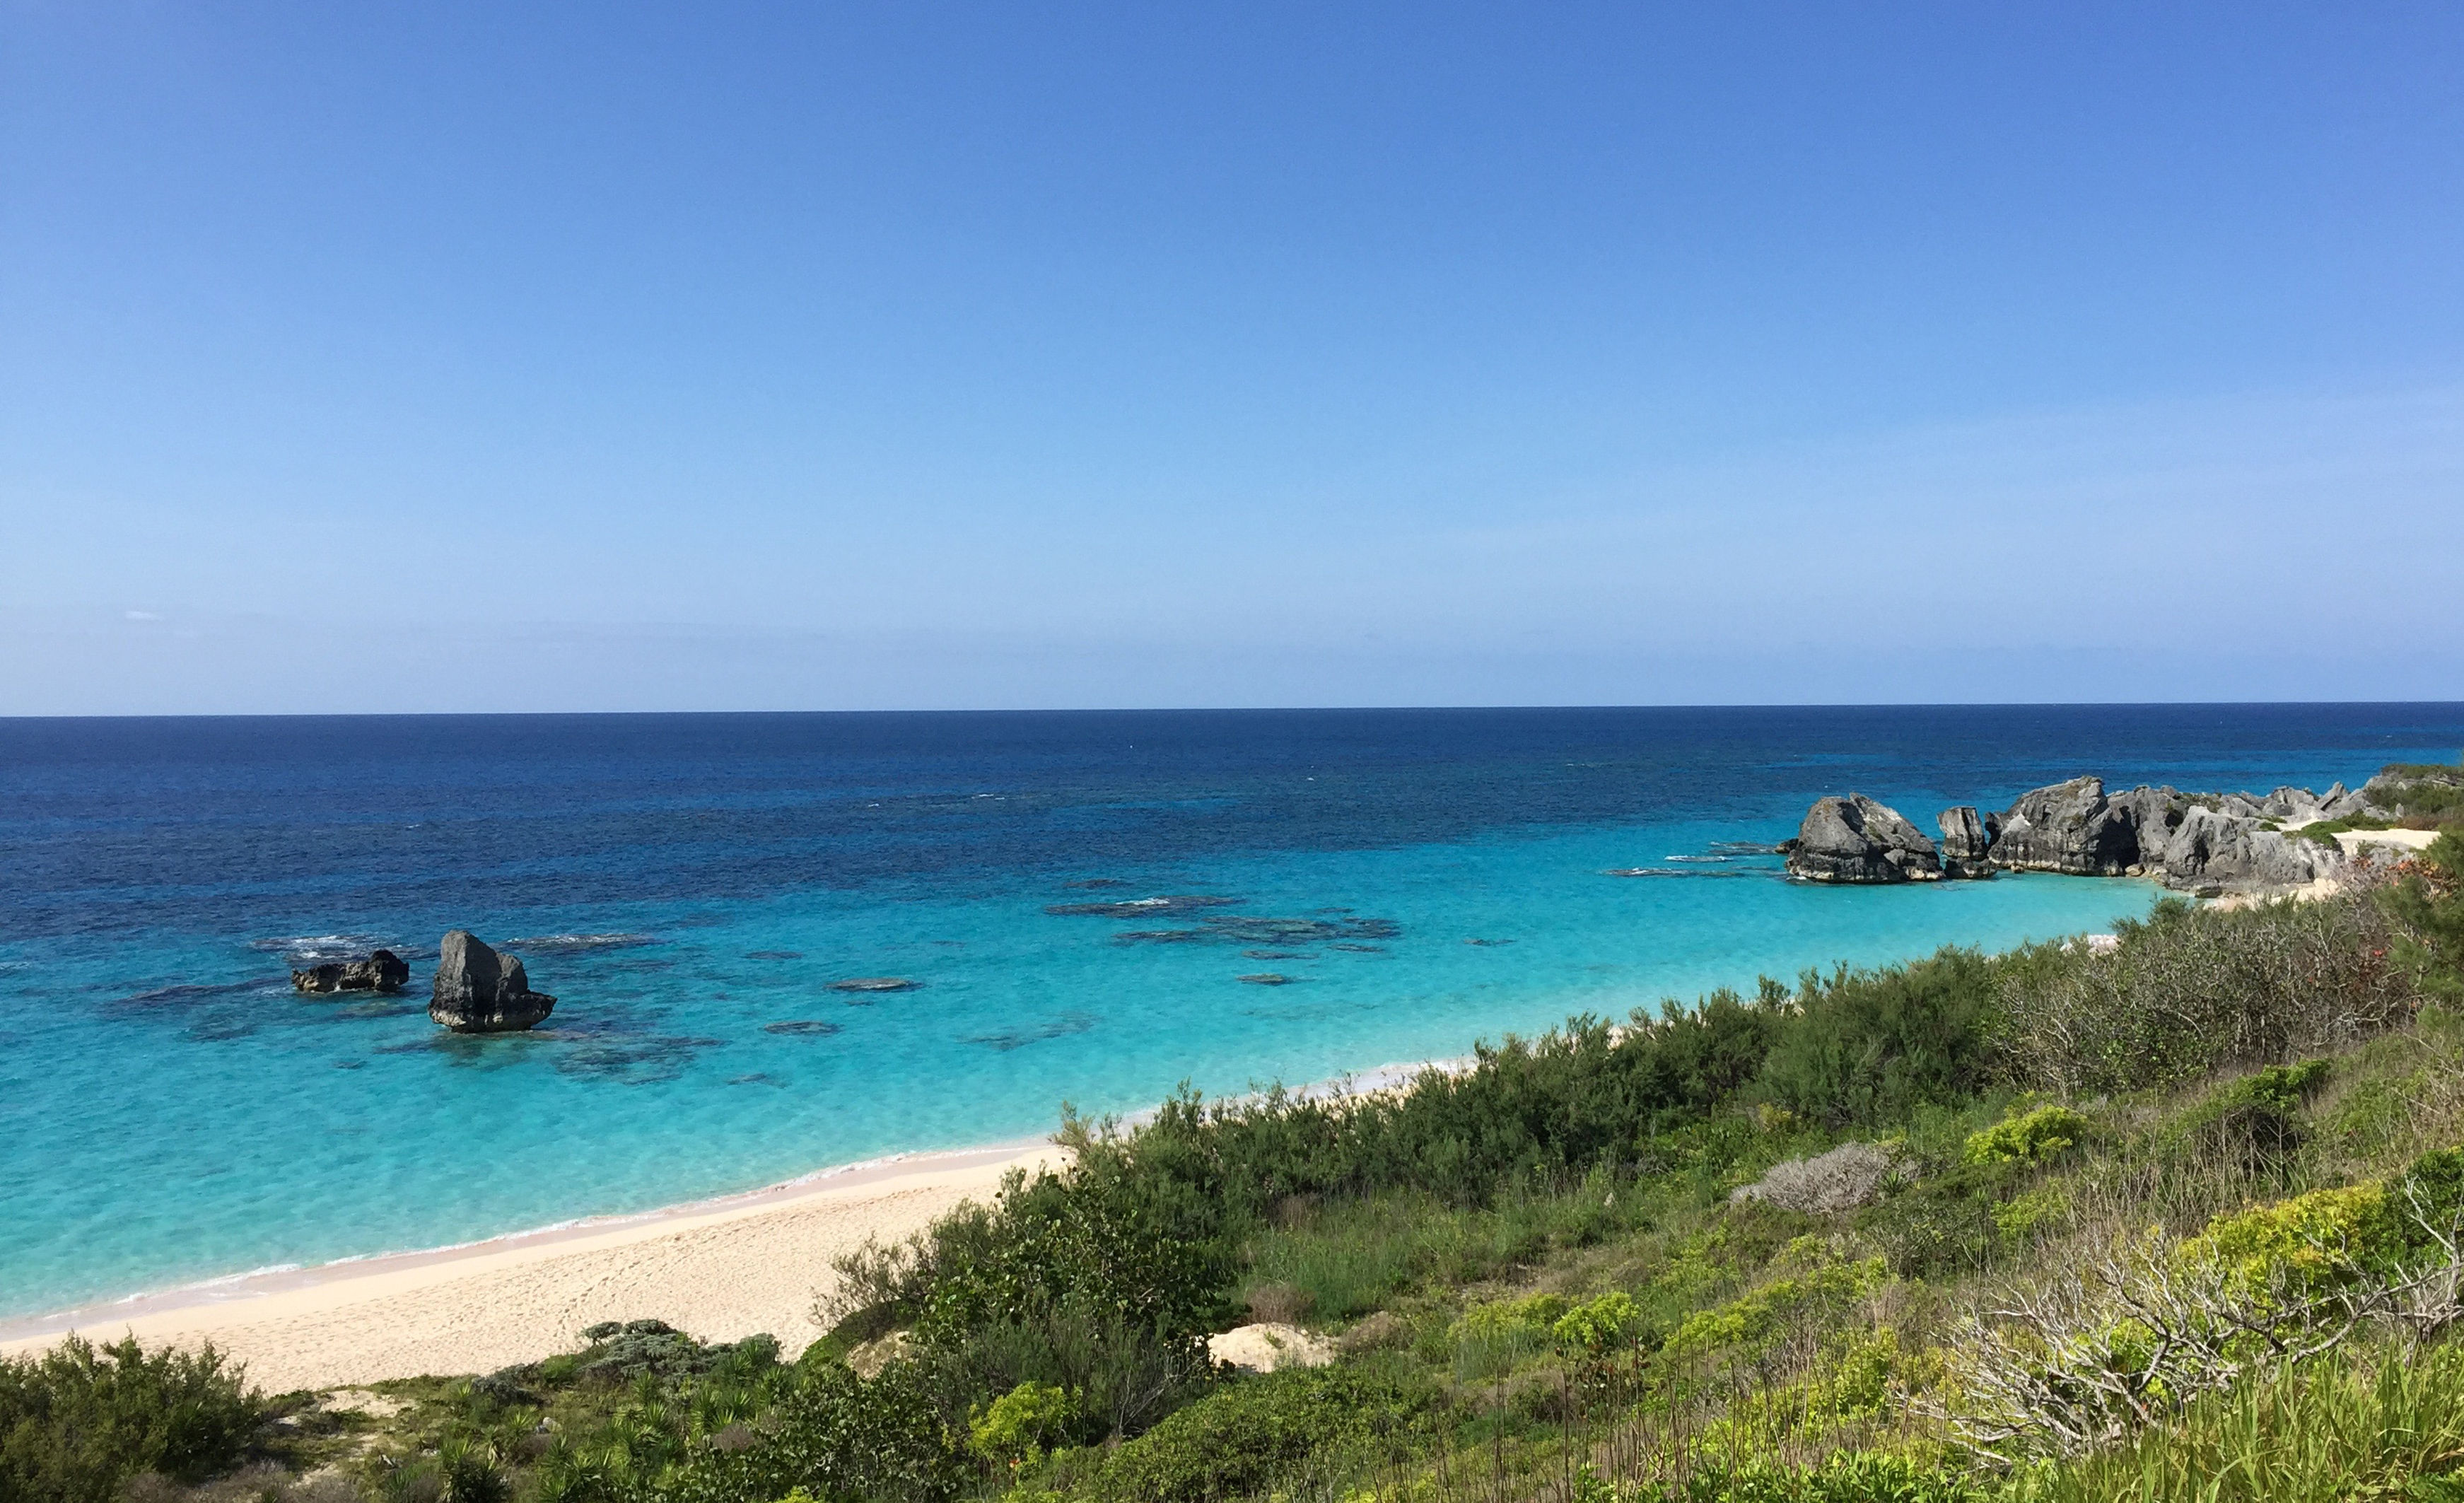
[2173,1060,2330,1172]
[639,1357,966,1503]
[0,1335,264,1503]
[2386,830,2464,1003]
[1961,1105,2089,1167]
[1857,1166,2004,1277]
[1756,951,2000,1128]
[1068,1364,1427,1502]
[969,1379,1077,1467]
[1551,1292,1642,1355]
[1994,892,2422,1096]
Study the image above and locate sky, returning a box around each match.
[4,2,2462,714]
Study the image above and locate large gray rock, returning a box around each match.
[292,948,410,994]
[1781,795,1942,883]
[2161,806,2328,893]
[1989,777,2189,877]
[430,930,556,1032]
[1990,778,2148,872]
[1937,806,1999,879]
[2317,781,2375,820]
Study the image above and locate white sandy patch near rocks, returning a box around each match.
[1207,1322,1334,1373]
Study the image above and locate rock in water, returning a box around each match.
[292,949,411,994]
[1937,806,1999,879]
[1780,795,1941,882]
[1988,777,2130,874]
[1988,777,2191,876]
[430,930,556,1032]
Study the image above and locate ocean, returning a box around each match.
[4,703,2460,1322]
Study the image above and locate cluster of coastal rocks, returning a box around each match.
[1780,775,2393,896]
[291,930,557,1033]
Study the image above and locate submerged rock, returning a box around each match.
[292,949,410,994]
[1936,806,1999,879]
[1780,795,1941,883]
[1237,973,1298,986]
[429,930,556,1033]
[827,977,920,993]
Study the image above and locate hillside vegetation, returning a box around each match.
[10,773,2464,1503]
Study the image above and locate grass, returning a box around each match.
[2008,1344,2464,1503]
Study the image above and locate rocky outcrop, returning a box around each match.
[1780,795,1941,883]
[1983,778,2197,876]
[2160,805,2327,894]
[292,949,410,994]
[1990,778,2137,875]
[430,930,556,1032]
[1937,806,1999,878]
[1782,771,2390,900]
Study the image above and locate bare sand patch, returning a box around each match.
[0,1141,1062,1392]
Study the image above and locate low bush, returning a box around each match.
[1993,891,2422,1096]
[2171,1060,2330,1174]
[0,1335,264,1503]
[1962,1106,2087,1168]
[1051,1364,1428,1502]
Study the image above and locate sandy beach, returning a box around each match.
[0,1140,1064,1392]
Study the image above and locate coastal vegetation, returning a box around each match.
[10,773,2463,1503]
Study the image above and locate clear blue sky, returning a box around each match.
[5,2,2461,713]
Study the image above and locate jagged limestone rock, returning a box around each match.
[291,949,410,993]
[429,930,556,1032]
[2160,805,2326,893]
[1937,805,1999,879]
[1780,794,1942,883]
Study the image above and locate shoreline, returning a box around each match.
[0,1057,1460,1390]
[0,1138,1069,1390]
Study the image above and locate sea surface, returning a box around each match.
[4,704,2461,1321]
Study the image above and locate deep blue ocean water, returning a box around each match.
[4,704,2461,1321]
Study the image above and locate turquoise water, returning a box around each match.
[4,706,2458,1318]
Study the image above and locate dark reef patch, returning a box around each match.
[112,978,284,1011]
[1114,916,1401,947]
[763,1019,844,1036]
[966,1012,1096,1051]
